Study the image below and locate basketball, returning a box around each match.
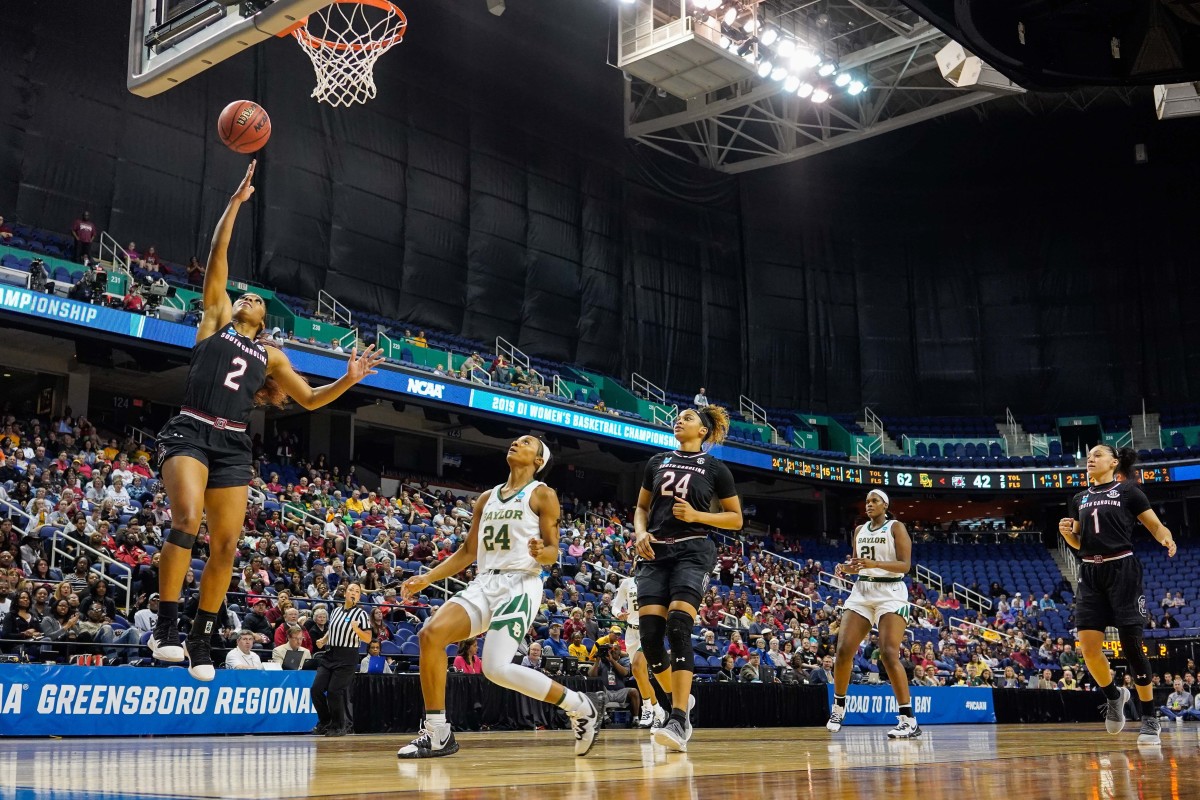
[217,100,271,154]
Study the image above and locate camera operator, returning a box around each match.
[68,259,105,303]
[588,641,640,719]
[28,258,51,294]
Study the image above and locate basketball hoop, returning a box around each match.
[285,0,407,107]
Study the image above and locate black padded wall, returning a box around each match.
[2,1,1199,415]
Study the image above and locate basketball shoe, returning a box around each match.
[397,720,459,759]
[887,716,922,739]
[1102,686,1130,734]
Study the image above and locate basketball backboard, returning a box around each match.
[128,0,330,97]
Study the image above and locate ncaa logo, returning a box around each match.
[1138,595,1147,618]
[663,457,672,465]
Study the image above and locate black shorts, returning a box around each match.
[635,537,717,609]
[1075,555,1147,631]
[155,414,253,489]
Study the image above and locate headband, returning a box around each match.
[868,489,890,505]
[537,440,551,474]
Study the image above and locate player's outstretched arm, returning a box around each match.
[265,345,386,411]
[198,160,255,342]
[399,491,487,602]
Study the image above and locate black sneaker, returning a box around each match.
[148,621,185,663]
[397,724,459,759]
[310,723,330,735]
[184,636,215,682]
[325,726,351,737]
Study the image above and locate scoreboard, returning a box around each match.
[769,455,1182,492]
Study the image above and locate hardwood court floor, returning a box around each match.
[3,724,1199,800]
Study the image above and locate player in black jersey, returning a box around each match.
[1059,444,1176,744]
[633,406,742,751]
[149,161,384,680]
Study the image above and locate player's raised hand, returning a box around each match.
[233,160,256,202]
[400,574,430,604]
[1057,518,1077,538]
[345,344,386,383]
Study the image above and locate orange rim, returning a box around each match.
[278,0,407,52]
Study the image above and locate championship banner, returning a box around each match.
[0,665,317,737]
[0,284,196,348]
[827,684,995,725]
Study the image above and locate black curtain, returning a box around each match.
[3,2,1200,413]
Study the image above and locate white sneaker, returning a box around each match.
[684,695,696,742]
[650,703,668,730]
[397,721,458,759]
[570,695,600,757]
[827,704,845,733]
[147,632,185,663]
[637,704,655,729]
[652,717,688,752]
[887,715,922,739]
[1137,718,1161,745]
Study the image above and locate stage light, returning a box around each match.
[724,6,737,24]
[719,35,731,49]
[797,82,814,98]
[776,39,795,58]
[742,17,758,33]
[771,66,787,81]
[818,62,835,77]
[811,88,829,103]
[792,49,820,70]
[757,60,773,78]
[760,27,778,46]
[783,75,800,93]
[737,38,756,57]
[834,72,851,87]
[848,80,865,95]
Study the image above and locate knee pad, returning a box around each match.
[667,610,695,672]
[165,527,197,550]
[1117,624,1152,684]
[640,615,669,674]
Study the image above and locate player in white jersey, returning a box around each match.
[613,568,665,729]
[398,435,599,759]
[826,489,921,739]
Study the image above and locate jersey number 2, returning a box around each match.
[224,357,248,391]
[660,470,691,497]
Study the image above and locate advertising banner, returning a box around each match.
[827,684,996,725]
[0,665,317,737]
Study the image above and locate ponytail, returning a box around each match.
[1099,444,1138,480]
[698,405,731,447]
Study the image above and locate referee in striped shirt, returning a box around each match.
[311,581,372,736]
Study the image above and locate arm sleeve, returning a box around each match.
[640,455,660,492]
[713,461,737,500]
[1125,485,1152,517]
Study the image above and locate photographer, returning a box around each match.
[588,641,641,719]
[28,258,51,294]
[123,282,146,314]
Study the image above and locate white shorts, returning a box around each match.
[447,571,543,640]
[844,580,910,627]
[625,624,641,655]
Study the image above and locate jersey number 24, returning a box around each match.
[660,470,691,497]
[482,524,511,551]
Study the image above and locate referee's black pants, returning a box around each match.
[311,647,358,731]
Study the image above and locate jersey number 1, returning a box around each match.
[224,357,248,391]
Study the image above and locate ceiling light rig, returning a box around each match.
[679,0,866,105]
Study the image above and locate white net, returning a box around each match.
[292,1,407,108]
